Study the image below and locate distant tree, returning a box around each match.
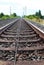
[35,10,42,18]
[39,10,42,18]
[12,13,17,17]
[41,16,44,19]
[0,13,4,18]
[35,12,39,16]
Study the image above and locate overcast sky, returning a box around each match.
[0,0,44,16]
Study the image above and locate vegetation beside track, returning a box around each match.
[0,13,20,20]
[24,10,44,25]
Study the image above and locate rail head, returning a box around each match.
[24,19,44,39]
[26,21,44,33]
[0,19,19,34]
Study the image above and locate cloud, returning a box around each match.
[0,0,44,16]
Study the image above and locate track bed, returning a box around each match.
[0,19,44,65]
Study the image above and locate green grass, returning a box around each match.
[0,15,20,20]
[24,17,44,25]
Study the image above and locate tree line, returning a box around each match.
[24,10,44,19]
[35,10,44,19]
[0,13,17,20]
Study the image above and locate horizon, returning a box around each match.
[0,0,44,16]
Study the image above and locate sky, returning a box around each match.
[0,0,44,16]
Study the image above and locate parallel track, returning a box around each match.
[0,19,44,65]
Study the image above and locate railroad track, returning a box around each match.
[0,19,44,65]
